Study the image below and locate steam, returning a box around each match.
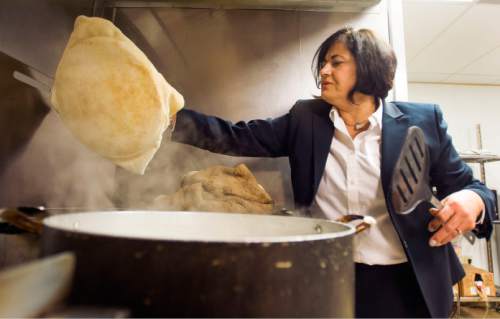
[114,136,243,209]
[0,111,116,210]
[1,6,329,212]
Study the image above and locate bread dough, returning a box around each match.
[154,164,274,214]
[51,16,184,174]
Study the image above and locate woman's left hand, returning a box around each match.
[427,190,485,247]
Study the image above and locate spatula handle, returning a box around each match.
[429,195,444,210]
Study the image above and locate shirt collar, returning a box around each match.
[329,100,383,131]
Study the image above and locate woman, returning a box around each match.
[171,28,495,318]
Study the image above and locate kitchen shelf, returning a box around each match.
[455,144,500,316]
[454,296,500,303]
[458,151,500,273]
[460,153,500,164]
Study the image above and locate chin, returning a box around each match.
[320,94,336,105]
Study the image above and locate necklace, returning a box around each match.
[345,121,369,131]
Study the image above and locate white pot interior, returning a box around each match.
[43,211,354,243]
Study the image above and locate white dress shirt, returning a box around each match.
[311,105,408,265]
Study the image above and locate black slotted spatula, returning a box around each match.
[390,126,443,215]
[390,126,477,244]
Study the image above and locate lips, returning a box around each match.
[321,82,332,89]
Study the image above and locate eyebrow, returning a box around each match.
[324,54,345,61]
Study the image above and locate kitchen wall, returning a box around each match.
[0,0,401,210]
[112,2,399,208]
[408,82,500,283]
[0,0,119,209]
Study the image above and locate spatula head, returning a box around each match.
[390,126,433,215]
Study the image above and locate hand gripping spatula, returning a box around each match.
[390,126,443,215]
[390,126,477,244]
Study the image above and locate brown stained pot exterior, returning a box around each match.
[41,227,353,317]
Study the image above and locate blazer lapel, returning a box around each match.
[312,105,335,198]
[381,101,410,203]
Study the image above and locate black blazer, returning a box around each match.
[172,99,495,318]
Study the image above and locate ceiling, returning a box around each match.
[402,0,500,85]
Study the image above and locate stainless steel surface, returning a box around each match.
[474,124,494,273]
[13,71,51,98]
[0,1,94,76]
[0,0,390,211]
[461,153,500,163]
[105,0,381,12]
[112,6,390,208]
[477,124,486,183]
[0,51,51,183]
[455,126,499,312]
[0,0,117,209]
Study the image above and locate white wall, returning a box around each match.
[408,82,500,283]
[388,0,408,101]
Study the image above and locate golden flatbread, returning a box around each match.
[51,15,184,174]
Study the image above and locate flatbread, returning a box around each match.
[51,15,184,174]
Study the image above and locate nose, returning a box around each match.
[320,62,331,78]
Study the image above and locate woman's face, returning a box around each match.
[320,41,357,106]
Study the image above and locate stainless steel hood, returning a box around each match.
[102,0,381,12]
[0,0,395,211]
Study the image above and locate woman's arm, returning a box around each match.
[427,105,495,245]
[171,108,291,158]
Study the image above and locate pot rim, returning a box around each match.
[42,210,355,244]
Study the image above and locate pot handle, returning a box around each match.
[0,207,47,235]
[337,214,377,234]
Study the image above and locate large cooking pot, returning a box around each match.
[39,211,355,317]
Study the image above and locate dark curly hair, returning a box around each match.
[312,27,397,102]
